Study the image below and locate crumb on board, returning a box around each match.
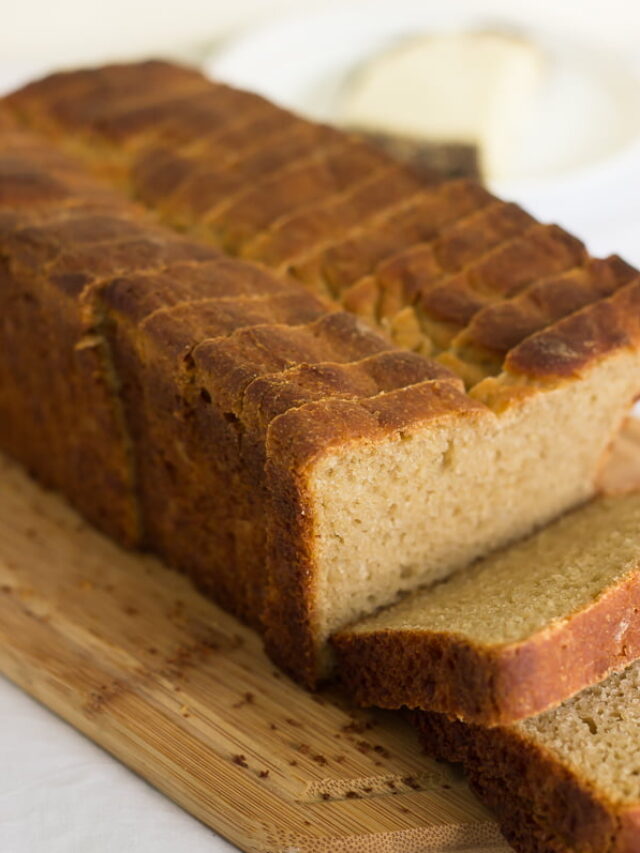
[232,691,256,708]
[341,720,375,734]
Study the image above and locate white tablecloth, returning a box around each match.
[1,677,237,852]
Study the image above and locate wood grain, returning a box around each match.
[0,453,507,852]
[2,420,638,852]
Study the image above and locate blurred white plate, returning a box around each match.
[206,1,640,263]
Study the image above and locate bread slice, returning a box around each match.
[5,65,640,688]
[412,660,640,852]
[333,490,640,725]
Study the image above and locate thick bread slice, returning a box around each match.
[504,280,640,380]
[411,660,640,853]
[138,292,330,361]
[333,491,640,725]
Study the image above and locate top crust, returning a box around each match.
[506,279,640,379]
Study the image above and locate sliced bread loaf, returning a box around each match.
[412,659,640,852]
[4,64,640,686]
[333,491,640,725]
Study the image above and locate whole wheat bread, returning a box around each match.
[3,62,640,685]
[412,659,640,852]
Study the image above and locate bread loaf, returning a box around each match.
[3,62,640,685]
[412,660,640,852]
[333,491,640,724]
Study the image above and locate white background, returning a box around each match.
[2,1,640,850]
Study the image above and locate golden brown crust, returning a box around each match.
[291,179,494,294]
[6,60,208,118]
[372,201,535,319]
[456,255,637,357]
[242,351,459,434]
[99,256,306,323]
[191,311,393,414]
[506,278,640,380]
[129,107,300,209]
[419,224,587,329]
[205,138,388,251]
[333,561,640,725]
[242,164,424,267]
[142,119,339,220]
[7,66,242,153]
[139,292,329,362]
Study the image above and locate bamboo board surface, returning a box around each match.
[0,454,506,853]
[2,422,640,853]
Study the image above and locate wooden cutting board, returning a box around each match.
[2,421,639,853]
[0,453,506,853]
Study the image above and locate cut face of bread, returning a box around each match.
[333,488,640,723]
[413,660,640,853]
[300,334,640,681]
